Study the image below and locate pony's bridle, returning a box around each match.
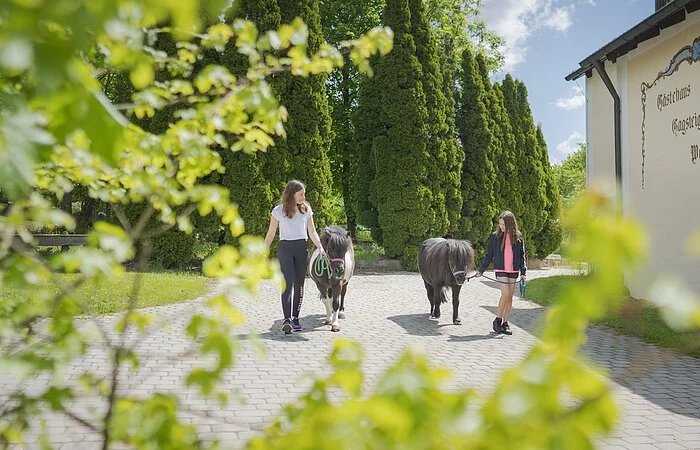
[452,267,472,285]
[330,257,346,271]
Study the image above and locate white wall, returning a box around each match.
[624,14,700,297]
[584,11,700,297]
[586,62,618,196]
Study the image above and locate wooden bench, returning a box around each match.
[12,234,88,252]
[32,234,88,247]
[3,202,88,251]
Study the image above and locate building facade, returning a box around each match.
[567,1,700,297]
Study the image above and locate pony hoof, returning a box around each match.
[453,318,462,325]
[331,325,340,332]
[339,312,345,319]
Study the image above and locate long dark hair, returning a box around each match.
[281,180,308,218]
[495,211,521,250]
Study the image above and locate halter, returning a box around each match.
[313,255,345,278]
[330,257,346,270]
[451,267,472,285]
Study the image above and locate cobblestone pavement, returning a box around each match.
[2,269,699,449]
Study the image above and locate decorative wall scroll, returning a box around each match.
[640,36,700,188]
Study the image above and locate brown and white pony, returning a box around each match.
[308,226,355,332]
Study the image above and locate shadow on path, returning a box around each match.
[386,313,459,336]
[234,314,333,342]
[483,303,700,419]
[447,332,505,342]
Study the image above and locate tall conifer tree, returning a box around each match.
[515,80,547,253]
[408,0,455,237]
[455,48,496,250]
[276,0,335,228]
[352,71,383,243]
[500,75,533,251]
[532,125,563,258]
[371,0,432,267]
[320,0,383,237]
[438,38,464,234]
[218,0,282,238]
[488,82,519,215]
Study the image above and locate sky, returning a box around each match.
[480,0,655,164]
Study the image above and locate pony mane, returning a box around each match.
[424,239,474,272]
[446,239,475,270]
[321,226,351,254]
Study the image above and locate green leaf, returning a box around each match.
[201,332,234,371]
[0,105,53,199]
[202,245,240,278]
[89,222,134,262]
[130,61,154,89]
[35,86,127,165]
[41,387,74,411]
[186,368,219,395]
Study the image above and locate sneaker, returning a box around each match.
[282,319,292,334]
[501,322,512,335]
[492,317,502,333]
[291,318,302,332]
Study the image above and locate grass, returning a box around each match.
[355,242,385,261]
[355,227,373,242]
[526,275,700,358]
[1,272,211,316]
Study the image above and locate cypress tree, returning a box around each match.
[327,74,355,234]
[276,0,335,229]
[352,72,383,243]
[227,0,281,33]
[217,0,282,240]
[455,48,496,250]
[532,125,562,258]
[408,0,453,237]
[501,75,533,252]
[515,80,547,254]
[319,0,383,238]
[488,82,519,215]
[371,0,432,267]
[439,37,464,235]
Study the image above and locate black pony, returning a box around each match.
[308,226,355,332]
[417,238,475,324]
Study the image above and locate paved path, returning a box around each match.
[2,269,699,449]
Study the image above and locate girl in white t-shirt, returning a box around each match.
[264,180,326,334]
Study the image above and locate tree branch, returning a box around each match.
[110,204,133,234]
[65,409,100,433]
[131,206,154,241]
[140,204,198,241]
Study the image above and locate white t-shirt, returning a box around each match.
[271,203,312,241]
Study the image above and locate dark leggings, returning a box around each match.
[278,239,307,320]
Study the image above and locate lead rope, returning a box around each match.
[466,273,527,297]
[313,254,331,278]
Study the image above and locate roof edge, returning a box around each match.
[565,0,698,81]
